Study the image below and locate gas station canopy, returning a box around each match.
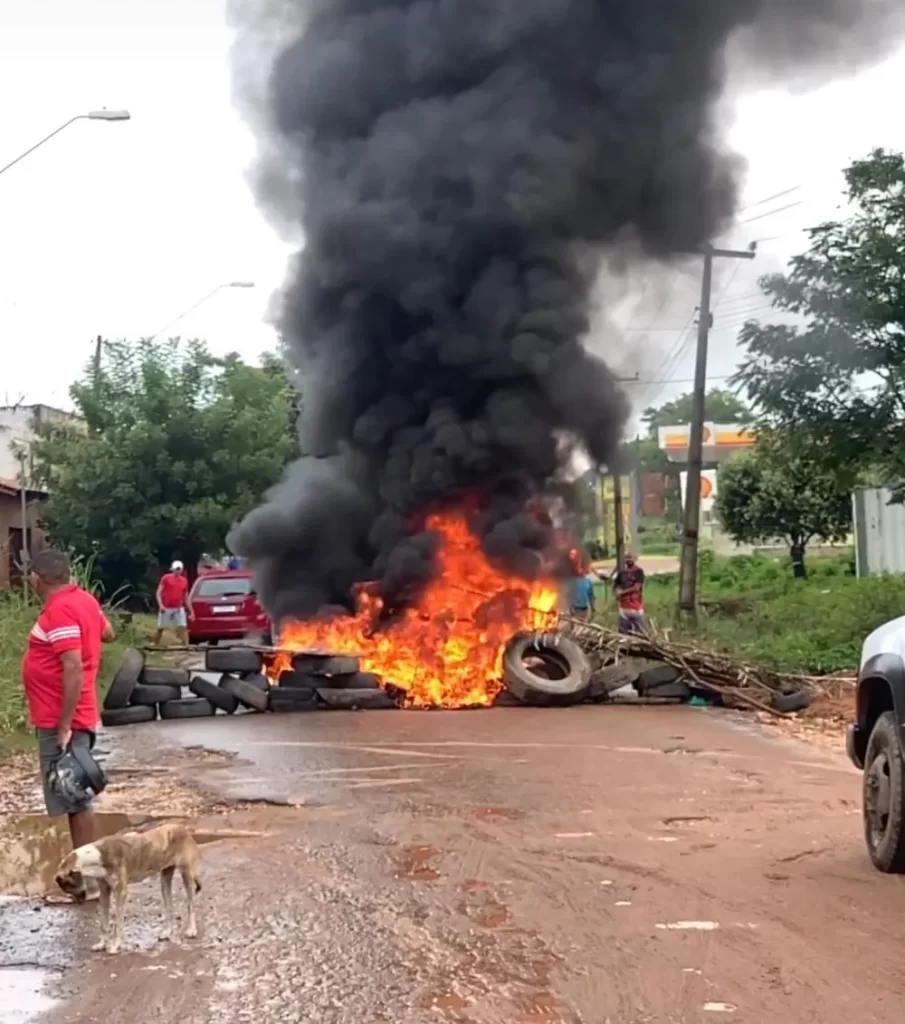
[657,422,755,464]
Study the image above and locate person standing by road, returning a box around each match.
[21,549,115,902]
[613,552,647,634]
[568,551,597,621]
[152,560,191,645]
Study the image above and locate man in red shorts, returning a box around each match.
[612,552,647,634]
[22,549,115,902]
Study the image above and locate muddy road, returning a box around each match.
[2,704,903,1024]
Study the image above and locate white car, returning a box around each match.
[847,616,905,872]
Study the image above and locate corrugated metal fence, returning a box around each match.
[853,487,905,576]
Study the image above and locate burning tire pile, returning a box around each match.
[99,631,603,726]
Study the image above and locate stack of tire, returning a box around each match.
[271,652,396,711]
[101,647,272,727]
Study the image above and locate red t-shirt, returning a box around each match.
[614,567,645,612]
[22,584,106,731]
[159,572,188,609]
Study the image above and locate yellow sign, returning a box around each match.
[599,476,632,548]
[659,422,755,451]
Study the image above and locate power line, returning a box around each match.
[737,185,801,213]
[737,200,804,226]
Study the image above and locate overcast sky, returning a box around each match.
[2,2,904,419]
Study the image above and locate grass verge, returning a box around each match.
[0,589,155,758]
[594,549,897,676]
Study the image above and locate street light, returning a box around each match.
[148,281,257,341]
[0,109,132,177]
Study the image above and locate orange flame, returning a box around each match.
[275,511,561,707]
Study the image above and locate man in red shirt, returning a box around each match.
[152,559,191,645]
[612,552,647,634]
[22,549,115,900]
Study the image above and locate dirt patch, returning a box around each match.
[755,691,853,754]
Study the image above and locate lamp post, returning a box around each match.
[148,282,256,341]
[0,110,131,177]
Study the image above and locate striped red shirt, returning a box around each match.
[21,584,106,731]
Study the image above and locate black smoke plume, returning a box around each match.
[227,0,905,624]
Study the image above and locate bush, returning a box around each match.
[0,566,141,755]
[630,550,896,676]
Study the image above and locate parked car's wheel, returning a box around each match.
[863,710,905,873]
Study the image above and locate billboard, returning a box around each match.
[657,422,755,464]
[679,469,717,512]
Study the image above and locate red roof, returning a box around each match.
[0,476,48,497]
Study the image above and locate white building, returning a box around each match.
[0,404,85,484]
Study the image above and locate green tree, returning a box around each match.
[733,149,905,491]
[715,433,854,576]
[33,339,299,598]
[641,388,752,439]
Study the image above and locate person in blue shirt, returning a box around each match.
[569,554,596,621]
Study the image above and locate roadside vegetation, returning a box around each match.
[595,550,903,677]
[0,559,153,755]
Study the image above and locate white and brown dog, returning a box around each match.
[55,822,202,954]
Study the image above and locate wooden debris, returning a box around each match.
[562,617,854,718]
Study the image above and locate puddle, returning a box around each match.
[0,968,60,1023]
[394,844,440,881]
[0,814,252,897]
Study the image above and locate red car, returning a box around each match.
[187,569,271,645]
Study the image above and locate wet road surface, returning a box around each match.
[6,704,905,1023]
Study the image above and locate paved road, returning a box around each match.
[593,555,679,576]
[23,705,905,1024]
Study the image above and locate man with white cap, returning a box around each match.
[152,560,191,645]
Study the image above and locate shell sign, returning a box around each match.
[680,469,718,512]
[657,422,755,463]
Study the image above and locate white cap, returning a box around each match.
[171,560,184,571]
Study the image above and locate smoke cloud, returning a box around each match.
[227,0,905,624]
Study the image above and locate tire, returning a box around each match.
[587,664,640,703]
[637,665,681,692]
[205,648,263,675]
[863,710,905,873]
[130,683,182,706]
[278,670,319,689]
[239,672,270,691]
[341,672,381,690]
[101,704,156,727]
[502,632,592,706]
[220,674,270,712]
[189,675,239,714]
[159,698,216,720]
[269,687,318,712]
[316,688,397,710]
[771,688,811,714]
[291,653,360,676]
[139,667,191,687]
[103,648,145,710]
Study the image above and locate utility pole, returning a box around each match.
[677,243,756,616]
[90,335,103,436]
[608,376,639,570]
[612,471,625,571]
[18,449,30,598]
